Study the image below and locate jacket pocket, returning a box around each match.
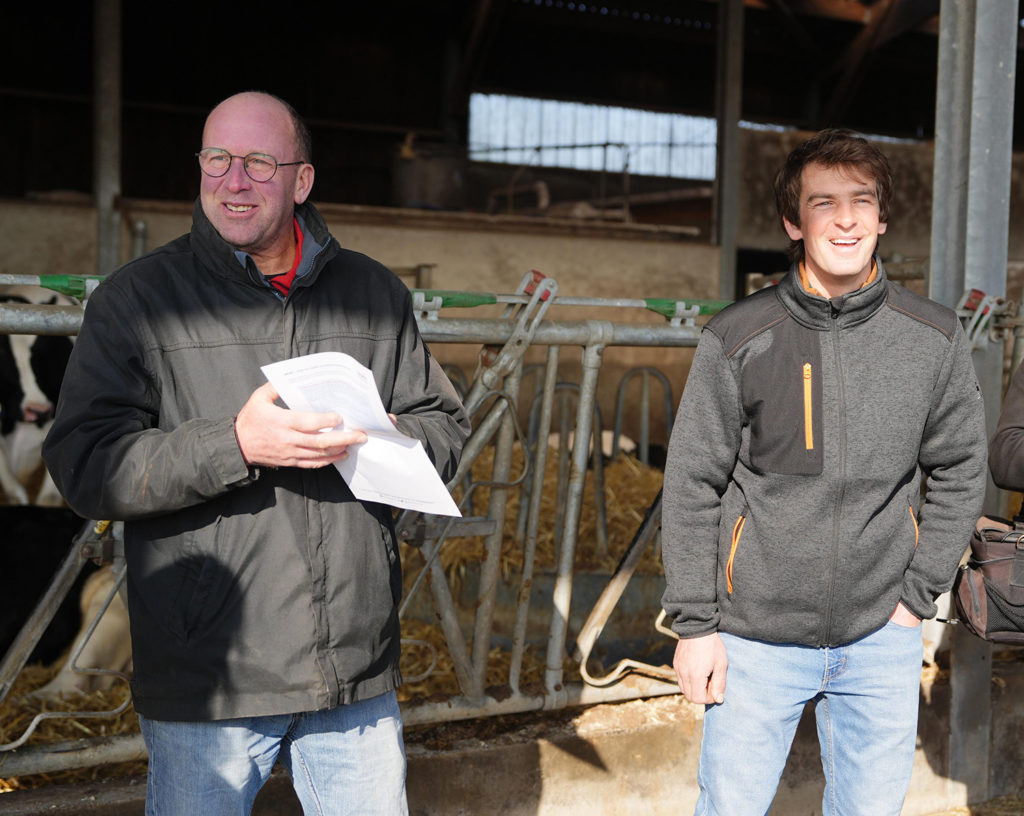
[743,333,823,475]
[167,518,229,645]
[726,513,746,594]
[376,513,403,607]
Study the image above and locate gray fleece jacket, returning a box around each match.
[661,259,987,647]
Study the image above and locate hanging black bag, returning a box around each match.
[952,516,1024,644]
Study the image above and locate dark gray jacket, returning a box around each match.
[661,260,987,647]
[43,200,469,720]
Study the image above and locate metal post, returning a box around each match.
[510,347,560,692]
[928,0,972,308]
[714,0,743,301]
[470,364,523,696]
[93,0,122,277]
[932,0,1017,804]
[545,323,613,696]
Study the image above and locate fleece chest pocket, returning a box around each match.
[743,342,823,475]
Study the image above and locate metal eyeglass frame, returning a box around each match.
[196,148,304,182]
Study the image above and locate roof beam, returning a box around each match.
[821,0,939,123]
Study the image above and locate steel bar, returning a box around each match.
[613,367,674,464]
[414,290,727,317]
[0,734,147,779]
[401,675,679,727]
[446,389,514,489]
[545,325,613,693]
[513,363,549,543]
[425,537,476,695]
[422,318,702,348]
[509,347,560,692]
[0,674,682,778]
[459,276,557,416]
[0,302,85,335]
[575,491,671,687]
[470,366,523,696]
[589,407,608,558]
[552,388,574,551]
[0,305,705,349]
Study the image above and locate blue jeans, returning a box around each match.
[138,691,408,816]
[695,621,923,816]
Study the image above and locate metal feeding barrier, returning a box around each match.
[0,270,720,778]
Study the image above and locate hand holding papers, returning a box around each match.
[261,352,461,517]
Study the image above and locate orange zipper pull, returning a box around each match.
[803,363,814,451]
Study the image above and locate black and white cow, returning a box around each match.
[0,288,75,506]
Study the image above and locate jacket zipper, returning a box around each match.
[823,301,846,644]
[726,514,746,594]
[803,363,814,450]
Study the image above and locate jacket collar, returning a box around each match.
[775,255,889,330]
[190,199,338,287]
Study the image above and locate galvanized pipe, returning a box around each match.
[0,734,147,779]
[422,318,701,348]
[576,491,667,687]
[552,387,574,548]
[0,302,84,335]
[545,323,613,693]
[426,538,476,695]
[509,347,560,692]
[0,304,704,350]
[0,675,683,778]
[590,407,608,557]
[401,675,679,726]
[470,365,523,696]
[447,390,512,488]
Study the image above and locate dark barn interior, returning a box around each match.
[3,0,1014,215]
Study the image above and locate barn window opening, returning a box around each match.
[469,93,732,180]
[468,93,918,182]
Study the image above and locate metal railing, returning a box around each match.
[0,271,715,778]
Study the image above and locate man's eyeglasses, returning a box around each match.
[196,148,304,183]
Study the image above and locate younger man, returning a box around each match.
[661,128,987,815]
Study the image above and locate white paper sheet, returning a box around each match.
[261,352,461,517]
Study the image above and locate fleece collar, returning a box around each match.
[775,255,889,331]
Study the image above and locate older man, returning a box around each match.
[43,91,469,815]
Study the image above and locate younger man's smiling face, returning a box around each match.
[782,162,887,298]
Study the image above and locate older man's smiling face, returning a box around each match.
[783,162,887,298]
[199,93,313,275]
